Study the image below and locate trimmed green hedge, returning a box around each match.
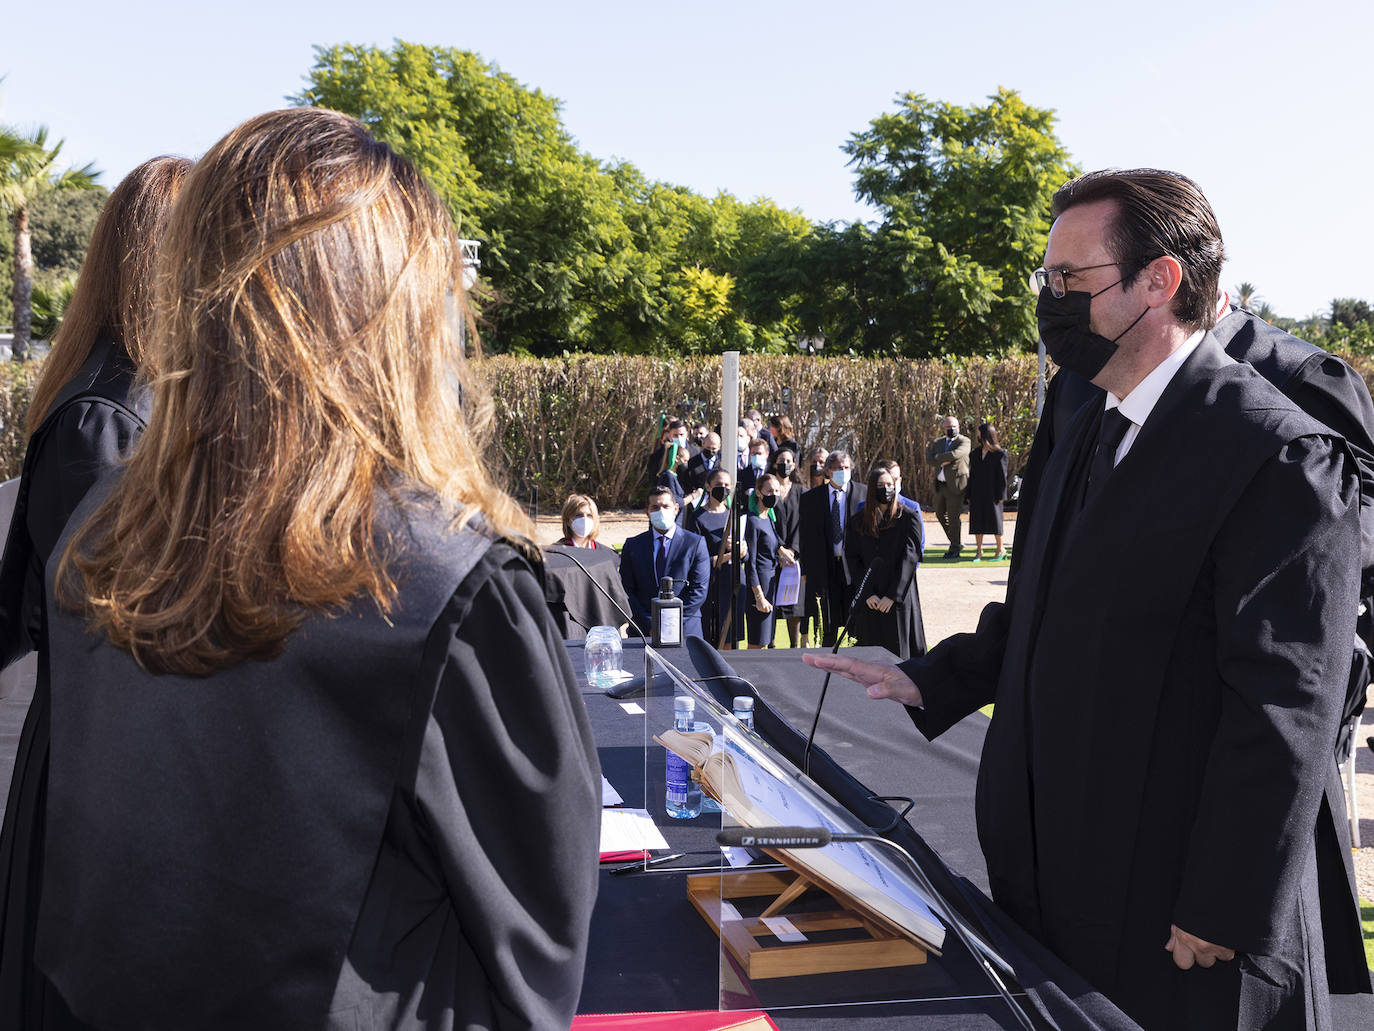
[485,353,1041,511]
[6,350,1370,511]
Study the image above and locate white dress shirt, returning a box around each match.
[1103,329,1205,466]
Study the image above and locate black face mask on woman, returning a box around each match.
[1036,281,1149,381]
[710,484,730,503]
[875,485,896,504]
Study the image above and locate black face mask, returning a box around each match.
[875,485,896,504]
[775,463,794,477]
[701,449,717,459]
[810,464,824,477]
[710,484,729,502]
[1036,282,1149,380]
[757,493,778,509]
[945,428,957,438]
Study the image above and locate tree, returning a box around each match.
[30,276,76,341]
[0,126,99,358]
[30,186,106,287]
[296,42,814,355]
[839,88,1077,356]
[1331,297,1373,330]
[1231,281,1264,312]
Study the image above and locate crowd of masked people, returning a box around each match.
[557,409,942,661]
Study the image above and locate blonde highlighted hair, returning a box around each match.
[61,108,533,675]
[27,156,192,434]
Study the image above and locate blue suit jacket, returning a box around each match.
[619,526,710,639]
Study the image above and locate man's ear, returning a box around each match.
[1142,255,1183,309]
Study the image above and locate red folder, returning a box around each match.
[572,1011,778,1030]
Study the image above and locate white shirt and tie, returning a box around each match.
[830,485,848,558]
[1100,330,1205,467]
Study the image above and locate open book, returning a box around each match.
[655,728,945,953]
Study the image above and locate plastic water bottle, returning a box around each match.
[665,696,702,819]
[694,718,723,815]
[584,626,623,691]
[733,696,755,732]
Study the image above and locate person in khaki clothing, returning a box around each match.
[927,415,971,557]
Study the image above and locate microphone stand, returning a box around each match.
[803,557,878,776]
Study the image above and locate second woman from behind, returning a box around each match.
[0,155,191,1028]
[845,460,927,659]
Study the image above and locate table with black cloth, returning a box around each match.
[573,639,1137,1030]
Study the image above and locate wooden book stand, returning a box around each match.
[686,865,927,980]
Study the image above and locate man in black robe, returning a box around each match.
[808,169,1368,1029]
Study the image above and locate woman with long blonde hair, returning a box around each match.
[0,155,190,1025]
[37,109,598,1029]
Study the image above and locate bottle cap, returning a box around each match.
[732,696,754,712]
[659,576,674,597]
[674,696,694,714]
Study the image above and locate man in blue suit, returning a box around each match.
[620,487,710,639]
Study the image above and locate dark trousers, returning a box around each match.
[934,479,964,552]
[818,554,851,647]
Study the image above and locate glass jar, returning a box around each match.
[584,626,625,691]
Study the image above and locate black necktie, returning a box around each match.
[655,533,668,583]
[829,490,842,546]
[1084,408,1132,506]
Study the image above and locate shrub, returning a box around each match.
[484,353,1043,511]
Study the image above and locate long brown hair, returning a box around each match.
[61,108,533,675]
[859,460,903,538]
[26,156,191,434]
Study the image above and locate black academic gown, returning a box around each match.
[902,337,1362,1030]
[845,502,926,660]
[34,489,600,1030]
[1019,312,1374,1010]
[0,335,148,1027]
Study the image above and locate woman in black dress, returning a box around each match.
[767,447,804,646]
[967,422,1009,561]
[33,109,599,1029]
[744,474,784,648]
[685,467,743,647]
[844,460,927,659]
[0,156,191,1026]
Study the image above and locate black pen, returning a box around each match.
[609,851,685,875]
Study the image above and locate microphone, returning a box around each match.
[716,826,835,849]
[803,556,879,776]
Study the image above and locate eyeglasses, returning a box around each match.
[1030,262,1121,299]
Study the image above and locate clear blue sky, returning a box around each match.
[5,0,1369,320]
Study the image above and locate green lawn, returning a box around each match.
[1364,899,1374,970]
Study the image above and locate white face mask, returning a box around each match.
[571,516,593,539]
[830,468,850,489]
[649,508,674,532]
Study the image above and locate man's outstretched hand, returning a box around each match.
[802,653,923,707]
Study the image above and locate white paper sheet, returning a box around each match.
[601,776,624,807]
[598,807,671,853]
